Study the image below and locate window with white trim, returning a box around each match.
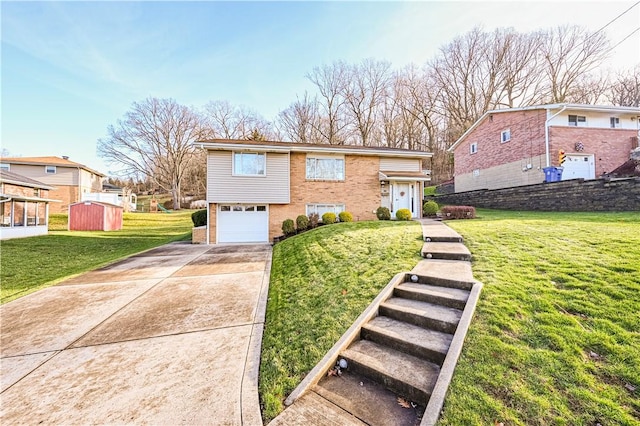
[568,115,587,127]
[233,152,265,176]
[470,142,478,154]
[0,163,9,171]
[610,117,620,128]
[306,204,345,218]
[45,165,56,174]
[500,129,511,143]
[306,156,345,180]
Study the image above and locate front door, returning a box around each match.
[392,182,412,216]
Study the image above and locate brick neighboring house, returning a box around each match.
[0,170,58,240]
[449,104,640,193]
[196,139,432,244]
[0,156,105,213]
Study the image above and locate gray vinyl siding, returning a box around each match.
[207,151,290,203]
[379,157,421,172]
[6,164,78,186]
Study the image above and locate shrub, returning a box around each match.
[308,213,320,228]
[338,211,353,222]
[396,208,412,221]
[376,206,391,221]
[441,205,476,219]
[423,200,439,217]
[191,209,207,227]
[296,215,309,231]
[322,212,337,224]
[282,219,295,235]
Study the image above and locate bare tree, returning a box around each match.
[203,100,273,140]
[540,25,610,103]
[567,72,611,104]
[343,58,391,146]
[608,66,640,107]
[98,97,205,209]
[306,62,350,144]
[497,30,547,107]
[276,92,323,143]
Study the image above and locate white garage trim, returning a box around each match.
[217,204,269,243]
[561,154,595,180]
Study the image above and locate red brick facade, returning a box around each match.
[549,127,638,174]
[2,183,50,199]
[454,109,547,175]
[453,107,639,192]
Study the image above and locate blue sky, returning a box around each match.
[2,1,639,175]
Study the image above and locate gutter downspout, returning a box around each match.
[197,143,210,245]
[545,105,567,167]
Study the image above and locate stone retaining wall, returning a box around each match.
[428,177,640,212]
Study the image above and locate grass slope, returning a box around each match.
[260,220,423,421]
[1,211,193,303]
[440,210,640,425]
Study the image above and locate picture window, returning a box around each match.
[233,152,265,176]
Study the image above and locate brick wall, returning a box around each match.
[270,153,380,239]
[48,185,78,213]
[549,127,638,173]
[454,109,547,175]
[430,177,640,211]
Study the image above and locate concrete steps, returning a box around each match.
[421,241,471,261]
[274,219,483,426]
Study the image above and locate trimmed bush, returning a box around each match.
[376,206,391,221]
[296,215,309,231]
[395,208,412,221]
[191,209,207,227]
[423,200,439,217]
[322,212,337,224]
[308,213,320,228]
[338,211,353,223]
[441,205,476,219]
[282,219,295,235]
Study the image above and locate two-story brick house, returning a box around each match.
[449,104,640,193]
[197,139,432,244]
[0,156,105,213]
[0,170,58,239]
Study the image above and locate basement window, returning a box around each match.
[470,142,478,154]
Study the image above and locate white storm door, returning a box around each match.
[392,182,411,214]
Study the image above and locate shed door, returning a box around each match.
[218,205,269,243]
[562,154,595,180]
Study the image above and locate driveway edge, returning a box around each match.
[241,245,273,425]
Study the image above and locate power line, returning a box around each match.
[608,27,640,52]
[590,1,640,40]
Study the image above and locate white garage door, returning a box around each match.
[218,205,269,243]
[562,154,595,180]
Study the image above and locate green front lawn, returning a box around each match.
[0,211,194,303]
[259,211,640,425]
[260,220,424,421]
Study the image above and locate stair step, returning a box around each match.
[424,235,462,243]
[380,298,462,334]
[339,339,440,404]
[268,391,367,426]
[362,316,452,365]
[314,371,424,426]
[422,242,471,261]
[410,260,475,290]
[395,282,470,310]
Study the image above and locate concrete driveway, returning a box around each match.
[0,242,271,425]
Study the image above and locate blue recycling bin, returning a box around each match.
[543,167,564,182]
